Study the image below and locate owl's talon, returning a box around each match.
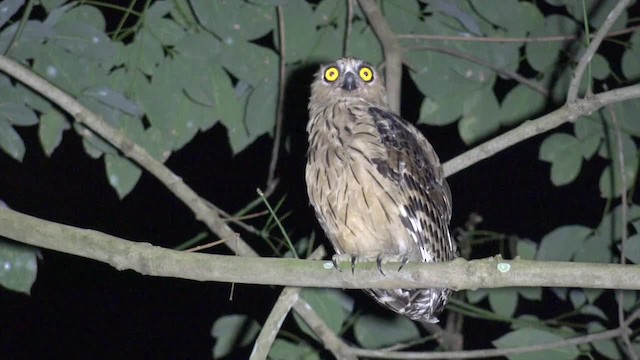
[376,253,386,276]
[398,255,410,272]
[350,253,357,275]
[331,256,343,273]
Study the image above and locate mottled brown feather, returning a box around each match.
[305,58,457,323]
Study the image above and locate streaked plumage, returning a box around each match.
[305,58,457,323]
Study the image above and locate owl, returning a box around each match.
[305,57,457,323]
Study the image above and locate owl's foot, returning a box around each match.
[332,253,410,275]
[376,253,410,276]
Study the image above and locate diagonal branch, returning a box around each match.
[443,84,640,177]
[358,0,402,113]
[0,54,344,356]
[250,246,327,360]
[567,0,631,102]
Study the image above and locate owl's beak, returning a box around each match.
[342,72,357,91]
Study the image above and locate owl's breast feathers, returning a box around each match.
[306,100,456,262]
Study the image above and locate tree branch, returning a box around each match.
[347,317,637,359]
[264,5,287,195]
[567,0,630,102]
[2,207,639,290]
[358,0,402,113]
[443,84,640,177]
[250,246,326,360]
[397,24,640,43]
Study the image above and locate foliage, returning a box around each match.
[0,0,639,359]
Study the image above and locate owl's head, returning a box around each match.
[310,57,387,106]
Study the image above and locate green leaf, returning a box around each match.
[126,28,164,75]
[417,80,485,126]
[539,133,583,186]
[294,289,351,340]
[83,87,143,117]
[191,0,275,42]
[354,314,419,349]
[0,102,38,126]
[211,314,260,359]
[537,225,592,261]
[220,41,278,85]
[0,119,25,161]
[279,0,315,63]
[518,287,542,301]
[621,45,640,80]
[0,240,40,294]
[597,204,640,241]
[383,0,420,34]
[104,154,142,199]
[492,328,579,360]
[516,239,537,260]
[458,88,500,144]
[245,77,278,138]
[38,110,70,157]
[565,0,629,31]
[268,339,320,360]
[347,20,383,66]
[580,305,607,320]
[588,322,622,360]
[598,131,638,198]
[488,288,518,318]
[573,233,612,264]
[499,85,546,127]
[620,234,640,264]
[146,17,186,46]
[569,289,586,308]
[589,54,610,80]
[52,21,117,63]
[526,15,577,71]
[584,288,604,303]
[209,66,250,154]
[466,289,488,303]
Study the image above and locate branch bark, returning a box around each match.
[443,84,640,177]
[358,0,402,113]
[567,0,631,102]
[2,207,639,291]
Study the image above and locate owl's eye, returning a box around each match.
[359,66,374,82]
[324,67,340,82]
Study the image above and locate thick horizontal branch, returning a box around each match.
[2,207,639,290]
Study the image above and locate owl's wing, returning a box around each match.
[367,107,455,261]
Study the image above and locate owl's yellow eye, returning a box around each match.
[359,66,374,82]
[324,67,340,82]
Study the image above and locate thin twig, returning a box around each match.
[4,0,34,56]
[185,235,237,253]
[403,45,548,96]
[443,84,640,177]
[608,106,638,360]
[347,322,634,359]
[250,246,326,360]
[343,0,353,56]
[358,0,402,113]
[567,0,630,102]
[397,24,640,43]
[265,5,287,195]
[292,298,357,360]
